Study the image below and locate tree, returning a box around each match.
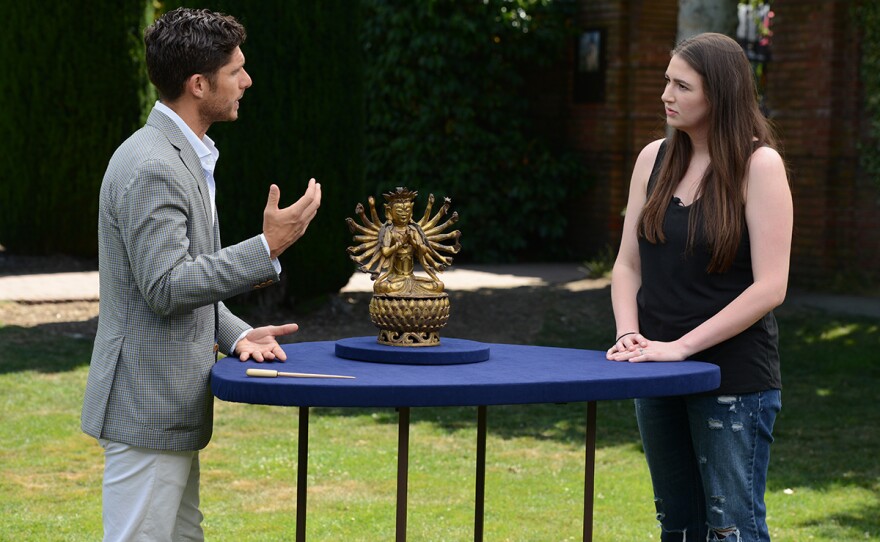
[204,1,365,307]
[677,0,739,42]
[361,0,587,262]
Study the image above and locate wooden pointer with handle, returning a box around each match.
[246,368,355,379]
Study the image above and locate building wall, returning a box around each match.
[549,0,880,286]
[533,0,681,258]
[766,0,880,285]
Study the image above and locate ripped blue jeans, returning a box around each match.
[635,390,781,541]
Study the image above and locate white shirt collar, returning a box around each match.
[153,101,219,174]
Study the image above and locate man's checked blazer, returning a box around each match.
[82,108,278,451]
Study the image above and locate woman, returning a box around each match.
[606,33,792,541]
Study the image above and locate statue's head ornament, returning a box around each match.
[382,187,418,204]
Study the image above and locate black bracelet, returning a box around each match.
[615,331,637,342]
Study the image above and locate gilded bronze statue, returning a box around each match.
[346,187,461,346]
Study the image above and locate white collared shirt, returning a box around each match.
[154,101,219,223]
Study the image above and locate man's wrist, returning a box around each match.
[259,234,282,273]
[231,328,252,356]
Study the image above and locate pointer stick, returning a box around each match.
[246,368,355,379]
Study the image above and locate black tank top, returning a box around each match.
[636,141,781,394]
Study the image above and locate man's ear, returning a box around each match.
[186,73,209,99]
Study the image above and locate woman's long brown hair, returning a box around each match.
[638,33,779,273]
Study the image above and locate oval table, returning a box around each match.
[212,338,720,542]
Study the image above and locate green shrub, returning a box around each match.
[0,2,147,255]
[857,1,880,189]
[361,0,588,262]
[197,1,365,307]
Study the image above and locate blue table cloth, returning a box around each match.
[211,339,721,408]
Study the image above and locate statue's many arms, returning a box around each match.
[346,187,461,297]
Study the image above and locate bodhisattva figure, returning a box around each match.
[346,187,461,346]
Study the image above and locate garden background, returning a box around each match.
[0,1,878,540]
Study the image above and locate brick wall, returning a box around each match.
[529,0,678,257]
[543,0,880,286]
[765,0,880,285]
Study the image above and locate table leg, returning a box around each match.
[583,401,597,542]
[396,407,410,542]
[296,406,309,542]
[474,405,487,542]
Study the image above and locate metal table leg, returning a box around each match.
[583,401,597,542]
[295,401,596,541]
[396,407,411,542]
[296,406,309,542]
[474,405,488,541]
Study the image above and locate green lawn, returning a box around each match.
[0,302,877,541]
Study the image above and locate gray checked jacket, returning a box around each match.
[82,108,279,451]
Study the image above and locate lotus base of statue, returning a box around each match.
[369,293,450,347]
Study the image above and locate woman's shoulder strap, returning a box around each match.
[646,139,667,196]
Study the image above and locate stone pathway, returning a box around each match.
[1,263,877,319]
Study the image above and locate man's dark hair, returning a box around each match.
[144,8,246,102]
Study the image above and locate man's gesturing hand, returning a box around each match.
[235,323,299,362]
[263,179,322,259]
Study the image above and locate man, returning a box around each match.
[81,8,321,540]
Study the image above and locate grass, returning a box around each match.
[0,300,878,541]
